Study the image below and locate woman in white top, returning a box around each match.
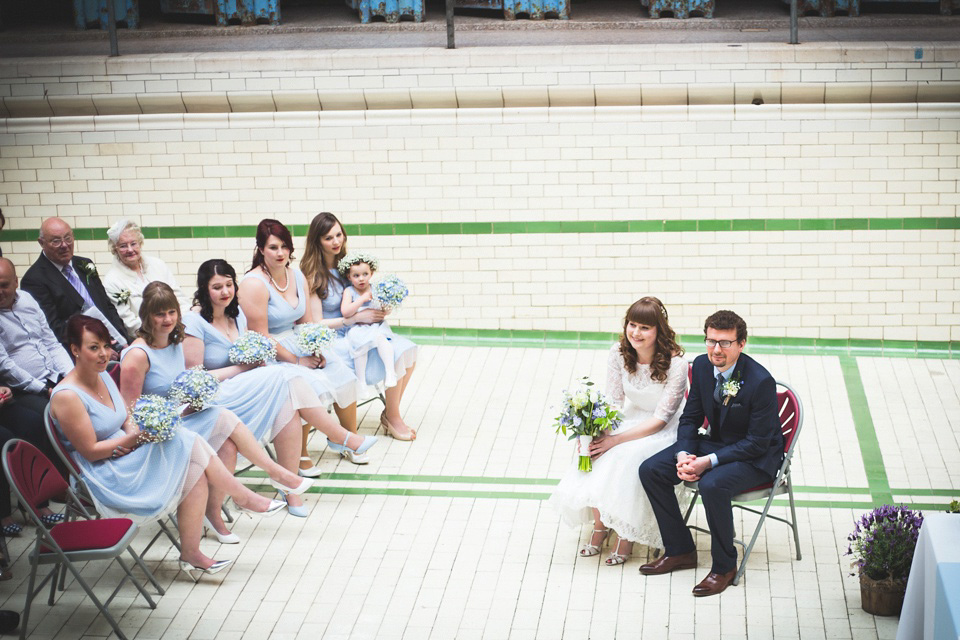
[102,219,188,334]
[549,297,688,566]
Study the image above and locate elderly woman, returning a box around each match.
[102,219,188,334]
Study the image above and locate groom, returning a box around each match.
[638,310,783,596]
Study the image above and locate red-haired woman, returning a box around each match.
[50,315,284,579]
[549,297,689,566]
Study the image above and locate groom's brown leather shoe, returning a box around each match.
[639,550,698,575]
[692,569,737,596]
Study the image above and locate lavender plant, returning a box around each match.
[845,505,923,582]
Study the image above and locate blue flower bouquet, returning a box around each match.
[554,377,622,472]
[373,275,409,312]
[131,395,180,443]
[169,366,220,411]
[229,330,277,365]
[296,323,336,357]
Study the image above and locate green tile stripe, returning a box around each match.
[839,356,894,506]
[2,216,958,243]
[391,326,960,360]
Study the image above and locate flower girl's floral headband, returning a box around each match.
[337,251,380,276]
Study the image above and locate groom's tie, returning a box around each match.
[713,372,724,404]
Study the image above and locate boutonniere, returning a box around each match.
[721,371,742,406]
[112,289,131,304]
[79,261,98,284]
[697,425,710,437]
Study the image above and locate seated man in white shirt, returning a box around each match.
[0,257,69,535]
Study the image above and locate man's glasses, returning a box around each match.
[704,339,736,349]
[44,234,74,248]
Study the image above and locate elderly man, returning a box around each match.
[0,257,67,535]
[20,217,129,349]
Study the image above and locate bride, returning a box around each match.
[549,297,688,565]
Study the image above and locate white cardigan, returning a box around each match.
[102,255,189,334]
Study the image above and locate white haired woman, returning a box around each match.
[102,219,188,334]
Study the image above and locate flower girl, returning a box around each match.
[338,252,398,392]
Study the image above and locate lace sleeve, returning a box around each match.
[653,356,689,424]
[606,345,625,408]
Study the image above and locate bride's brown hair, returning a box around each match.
[618,296,683,382]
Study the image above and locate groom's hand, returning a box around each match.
[677,455,712,482]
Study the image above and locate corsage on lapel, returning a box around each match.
[721,370,742,407]
[79,261,98,285]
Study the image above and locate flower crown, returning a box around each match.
[337,251,380,276]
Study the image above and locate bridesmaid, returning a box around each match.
[182,258,378,480]
[300,212,418,441]
[237,219,360,477]
[51,315,285,579]
[119,282,312,531]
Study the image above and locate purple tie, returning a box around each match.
[63,264,97,309]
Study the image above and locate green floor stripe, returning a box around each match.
[839,356,894,505]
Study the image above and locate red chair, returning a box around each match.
[2,440,158,640]
[43,405,180,567]
[682,380,804,586]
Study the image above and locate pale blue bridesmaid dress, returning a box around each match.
[322,269,417,387]
[239,267,357,408]
[51,372,214,521]
[182,310,323,442]
[120,342,236,451]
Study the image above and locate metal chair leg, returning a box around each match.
[787,484,802,561]
[127,547,165,596]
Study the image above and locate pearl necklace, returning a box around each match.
[266,267,289,293]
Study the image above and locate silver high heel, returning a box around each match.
[605,537,633,566]
[178,559,233,582]
[232,498,286,518]
[203,516,240,544]
[579,528,610,557]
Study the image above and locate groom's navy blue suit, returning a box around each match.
[639,352,783,574]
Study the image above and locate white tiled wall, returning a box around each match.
[1,44,958,341]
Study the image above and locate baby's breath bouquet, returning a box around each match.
[132,395,180,443]
[169,366,220,411]
[373,275,409,312]
[296,323,336,357]
[554,377,622,472]
[228,331,277,366]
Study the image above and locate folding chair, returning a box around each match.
[2,440,160,640]
[44,405,178,579]
[682,380,803,586]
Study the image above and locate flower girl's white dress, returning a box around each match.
[549,345,689,547]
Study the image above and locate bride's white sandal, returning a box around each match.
[579,528,610,557]
[605,538,633,566]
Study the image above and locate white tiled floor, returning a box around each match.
[1,344,956,639]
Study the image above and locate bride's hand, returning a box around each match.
[588,434,618,459]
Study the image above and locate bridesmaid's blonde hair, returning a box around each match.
[138,281,186,346]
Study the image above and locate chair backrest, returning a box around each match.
[2,440,69,520]
[775,382,803,458]
[44,405,82,477]
[107,361,121,388]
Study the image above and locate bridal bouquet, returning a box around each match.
[229,331,277,365]
[296,323,336,357]
[373,275,409,312]
[553,377,622,472]
[169,366,220,411]
[132,395,180,443]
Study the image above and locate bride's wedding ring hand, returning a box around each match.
[588,434,617,460]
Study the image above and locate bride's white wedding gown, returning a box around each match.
[549,345,689,547]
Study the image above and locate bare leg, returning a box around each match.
[226,422,302,490]
[203,449,274,512]
[205,439,237,536]
[273,416,305,509]
[298,405,365,450]
[578,508,609,557]
[177,478,214,568]
[299,423,312,471]
[334,402,357,434]
[383,384,414,439]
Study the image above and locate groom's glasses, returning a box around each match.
[704,339,735,348]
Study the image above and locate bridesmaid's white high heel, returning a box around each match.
[298,457,323,478]
[269,476,312,496]
[203,516,240,545]
[178,558,233,582]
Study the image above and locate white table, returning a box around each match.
[896,513,960,640]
